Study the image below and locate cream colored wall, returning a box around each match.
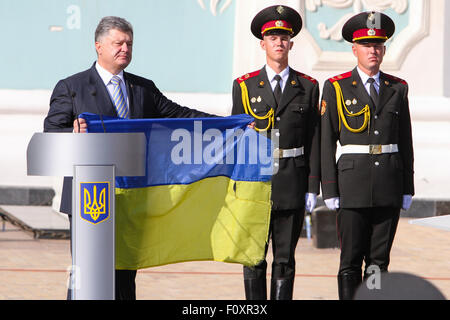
[399,0,445,97]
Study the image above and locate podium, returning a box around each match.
[27,132,146,300]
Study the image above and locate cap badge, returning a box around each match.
[275,20,284,27]
[276,6,284,14]
[368,29,376,36]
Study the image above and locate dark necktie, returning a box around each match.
[367,78,378,107]
[273,75,282,107]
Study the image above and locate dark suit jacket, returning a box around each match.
[44,63,213,214]
[320,68,414,208]
[231,66,321,210]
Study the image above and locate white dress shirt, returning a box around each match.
[95,62,129,108]
[357,66,380,96]
[266,65,290,93]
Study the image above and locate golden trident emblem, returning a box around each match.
[84,185,106,221]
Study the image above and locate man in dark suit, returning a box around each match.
[231,5,321,300]
[320,11,414,300]
[44,16,213,300]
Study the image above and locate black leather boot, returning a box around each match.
[337,273,362,300]
[270,278,294,300]
[244,278,267,300]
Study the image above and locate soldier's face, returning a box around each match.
[95,28,133,75]
[261,34,293,64]
[352,42,386,73]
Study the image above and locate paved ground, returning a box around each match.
[0,217,448,300]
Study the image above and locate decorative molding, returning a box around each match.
[310,0,408,42]
[197,0,233,16]
[306,0,354,12]
[306,0,408,14]
[300,0,430,70]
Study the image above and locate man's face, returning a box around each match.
[352,42,386,73]
[95,28,133,74]
[260,33,293,64]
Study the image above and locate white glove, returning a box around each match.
[325,197,340,211]
[402,195,413,211]
[305,193,317,213]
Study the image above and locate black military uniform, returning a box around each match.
[320,12,414,300]
[231,5,321,300]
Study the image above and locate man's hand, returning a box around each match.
[73,117,87,133]
[247,121,256,129]
[305,193,317,213]
[324,197,340,211]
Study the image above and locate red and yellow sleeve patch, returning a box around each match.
[321,100,327,116]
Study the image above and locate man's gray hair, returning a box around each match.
[95,16,133,41]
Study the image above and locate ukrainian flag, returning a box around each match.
[82,113,272,270]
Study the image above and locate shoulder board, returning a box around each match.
[383,73,408,85]
[328,71,352,83]
[295,71,318,84]
[236,70,260,84]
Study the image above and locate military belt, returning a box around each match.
[340,144,399,155]
[273,146,304,159]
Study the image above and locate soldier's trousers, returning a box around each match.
[243,208,304,280]
[337,207,400,277]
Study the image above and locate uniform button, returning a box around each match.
[374,115,378,120]
[375,161,380,166]
[274,162,279,167]
[374,130,379,135]
[275,132,280,137]
[276,117,281,121]
[253,108,257,112]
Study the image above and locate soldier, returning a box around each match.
[231,5,321,300]
[320,12,414,300]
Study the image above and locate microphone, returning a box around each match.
[90,90,107,133]
[70,91,81,133]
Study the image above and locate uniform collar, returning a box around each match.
[265,65,290,91]
[357,66,380,86]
